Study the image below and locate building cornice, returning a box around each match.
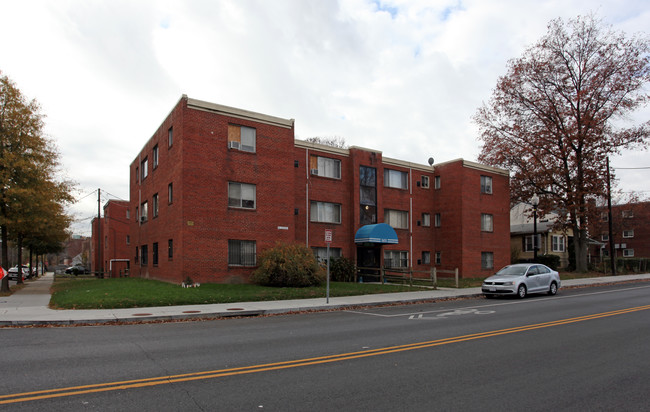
[186,97,295,129]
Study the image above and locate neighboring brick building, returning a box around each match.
[91,200,131,277]
[128,95,510,284]
[589,201,650,263]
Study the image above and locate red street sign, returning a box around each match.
[325,229,333,243]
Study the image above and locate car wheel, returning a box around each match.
[517,284,527,299]
[548,282,558,296]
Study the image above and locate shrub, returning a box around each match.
[330,257,357,282]
[535,254,561,270]
[251,242,325,287]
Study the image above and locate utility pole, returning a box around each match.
[97,188,101,277]
[606,158,615,276]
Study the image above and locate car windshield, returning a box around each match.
[496,266,528,276]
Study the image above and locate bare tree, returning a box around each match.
[474,15,650,272]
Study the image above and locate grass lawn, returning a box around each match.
[50,277,432,309]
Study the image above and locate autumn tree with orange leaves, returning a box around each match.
[474,15,650,272]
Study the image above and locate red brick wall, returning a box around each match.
[126,98,511,283]
[102,200,131,277]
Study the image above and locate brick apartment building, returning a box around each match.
[91,200,131,277]
[589,201,650,263]
[128,95,510,284]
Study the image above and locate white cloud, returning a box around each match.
[1,0,648,235]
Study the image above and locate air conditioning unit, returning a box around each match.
[310,169,319,175]
[228,141,240,150]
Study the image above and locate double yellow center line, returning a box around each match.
[2,304,649,405]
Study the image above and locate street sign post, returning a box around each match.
[325,230,332,303]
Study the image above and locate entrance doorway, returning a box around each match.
[357,246,381,282]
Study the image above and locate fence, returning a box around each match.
[356,267,460,288]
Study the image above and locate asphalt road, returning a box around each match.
[1,282,649,411]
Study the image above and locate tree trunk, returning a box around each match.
[574,227,589,272]
[0,225,9,293]
[16,234,23,285]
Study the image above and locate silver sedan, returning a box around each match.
[482,263,561,298]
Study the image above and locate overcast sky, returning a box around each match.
[1,0,649,236]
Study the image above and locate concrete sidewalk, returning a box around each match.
[1,272,649,326]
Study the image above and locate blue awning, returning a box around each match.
[354,223,399,244]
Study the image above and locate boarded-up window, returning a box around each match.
[228,125,256,152]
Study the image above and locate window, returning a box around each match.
[384,169,408,189]
[168,183,173,204]
[152,194,159,218]
[421,176,429,188]
[126,235,130,245]
[481,214,493,232]
[603,249,610,257]
[434,176,441,189]
[622,210,634,218]
[421,251,431,265]
[552,235,565,252]
[384,250,408,268]
[141,245,148,266]
[435,251,441,265]
[126,209,130,219]
[135,206,139,222]
[601,213,609,222]
[153,145,159,169]
[601,233,609,241]
[310,156,341,179]
[312,247,341,264]
[623,249,634,257]
[135,246,138,263]
[228,240,256,266]
[421,213,431,227]
[310,201,341,223]
[140,201,148,222]
[480,175,492,194]
[360,166,377,225]
[228,124,256,152]
[434,213,441,227]
[385,209,408,230]
[481,252,494,270]
[623,230,634,238]
[168,126,173,147]
[141,158,148,181]
[228,182,256,209]
[524,234,541,252]
[152,242,158,266]
[168,239,173,260]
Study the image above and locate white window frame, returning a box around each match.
[384,250,408,268]
[310,201,341,224]
[622,210,634,218]
[384,169,408,190]
[623,230,634,238]
[480,175,492,194]
[421,251,431,265]
[228,182,256,209]
[141,158,148,181]
[524,234,541,252]
[421,213,431,227]
[481,213,493,232]
[434,213,441,227]
[312,247,341,264]
[421,176,430,188]
[623,249,634,257]
[312,156,341,179]
[152,193,159,218]
[434,176,441,189]
[140,201,148,223]
[601,233,609,241]
[385,209,408,230]
[153,145,159,169]
[551,235,565,252]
